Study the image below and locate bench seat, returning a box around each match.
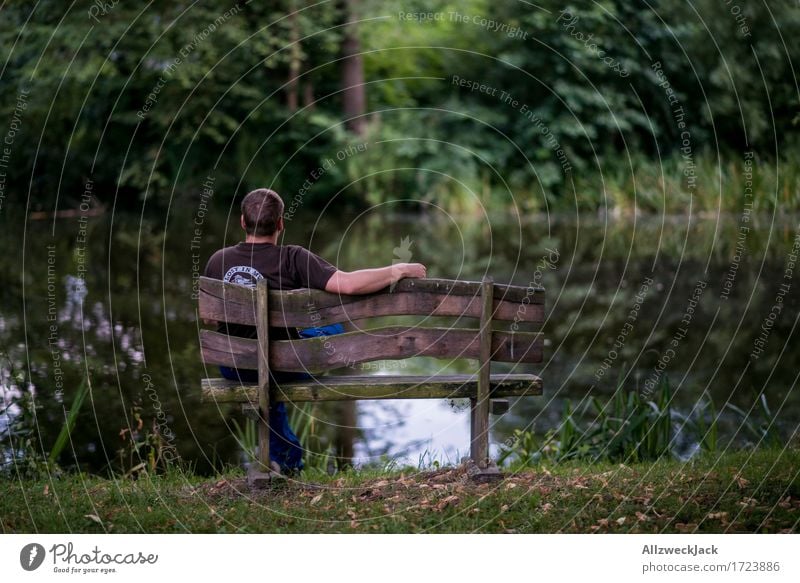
[201,373,542,403]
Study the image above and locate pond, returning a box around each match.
[1,201,798,474]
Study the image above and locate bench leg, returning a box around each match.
[471,276,494,468]
[242,403,274,471]
[470,397,490,467]
[257,406,271,471]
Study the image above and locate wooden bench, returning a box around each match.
[198,275,544,480]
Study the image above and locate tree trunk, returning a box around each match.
[340,0,366,135]
[286,2,301,112]
[303,79,315,109]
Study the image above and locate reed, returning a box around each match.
[498,376,785,469]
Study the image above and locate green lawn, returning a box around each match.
[2,448,798,533]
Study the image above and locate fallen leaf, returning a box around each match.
[85,514,102,525]
[358,489,376,500]
[310,494,323,505]
[436,495,460,511]
[616,516,626,525]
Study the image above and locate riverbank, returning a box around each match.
[1,448,797,533]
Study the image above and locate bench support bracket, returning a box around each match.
[256,279,272,473]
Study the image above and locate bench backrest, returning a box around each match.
[198,276,543,374]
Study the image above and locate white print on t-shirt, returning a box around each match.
[223,265,263,288]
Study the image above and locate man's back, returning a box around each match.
[204,241,336,340]
[204,241,336,291]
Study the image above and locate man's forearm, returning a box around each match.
[325,262,426,295]
[325,266,397,295]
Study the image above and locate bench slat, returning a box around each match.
[198,280,256,326]
[201,373,543,403]
[271,291,543,328]
[200,326,542,372]
[198,276,544,327]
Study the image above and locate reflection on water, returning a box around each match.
[357,400,470,467]
[1,204,798,474]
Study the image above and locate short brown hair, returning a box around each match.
[241,189,284,236]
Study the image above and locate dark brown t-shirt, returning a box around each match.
[204,242,337,339]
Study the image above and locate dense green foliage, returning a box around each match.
[1,0,346,206]
[1,0,797,211]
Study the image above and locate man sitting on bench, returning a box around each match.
[203,188,426,472]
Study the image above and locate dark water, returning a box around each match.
[1,202,798,474]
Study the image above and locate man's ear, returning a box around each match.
[276,216,284,233]
[240,214,247,232]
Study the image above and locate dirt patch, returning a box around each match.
[181,466,599,507]
[182,477,250,501]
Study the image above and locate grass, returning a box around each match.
[1,448,797,533]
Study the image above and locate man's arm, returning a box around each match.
[324,263,426,295]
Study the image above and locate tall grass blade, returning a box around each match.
[48,376,90,465]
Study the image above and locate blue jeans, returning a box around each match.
[219,323,344,472]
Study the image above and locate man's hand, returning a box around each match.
[394,262,427,280]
